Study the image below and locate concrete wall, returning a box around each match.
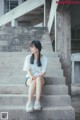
[0,27,49,52]
[0,0,4,16]
[56,11,71,95]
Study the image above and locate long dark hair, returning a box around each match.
[30,40,42,67]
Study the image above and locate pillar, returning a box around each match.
[44,0,47,27]
[56,11,71,95]
[0,0,4,16]
[11,19,18,27]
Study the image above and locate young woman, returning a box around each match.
[23,40,48,112]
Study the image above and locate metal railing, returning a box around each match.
[47,0,59,34]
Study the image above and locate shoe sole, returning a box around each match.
[34,107,41,111]
[26,108,34,112]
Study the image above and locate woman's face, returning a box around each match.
[30,45,38,54]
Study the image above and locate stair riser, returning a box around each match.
[0,66,61,70]
[0,108,75,120]
[0,52,58,57]
[0,57,60,61]
[0,85,68,95]
[0,96,71,106]
[0,63,61,69]
[0,70,63,76]
[0,66,62,71]
[0,77,66,85]
[0,60,60,65]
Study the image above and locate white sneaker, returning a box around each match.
[34,101,41,110]
[26,102,34,112]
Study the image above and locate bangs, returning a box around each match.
[30,42,34,47]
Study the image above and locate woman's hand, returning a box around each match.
[30,76,37,80]
[35,72,46,78]
[27,70,36,81]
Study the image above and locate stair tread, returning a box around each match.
[0,94,71,106]
[0,76,66,85]
[0,94,69,97]
[0,85,68,95]
[0,76,65,78]
[0,84,67,86]
[0,105,74,110]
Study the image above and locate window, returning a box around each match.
[23,0,27,1]
[10,1,18,10]
[4,0,18,13]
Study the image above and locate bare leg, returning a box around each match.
[35,77,45,101]
[27,78,36,102]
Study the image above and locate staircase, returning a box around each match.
[0,27,75,120]
[0,0,45,27]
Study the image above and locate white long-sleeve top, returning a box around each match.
[23,54,48,78]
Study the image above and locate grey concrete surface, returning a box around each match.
[56,11,71,94]
[0,27,75,120]
[72,95,80,120]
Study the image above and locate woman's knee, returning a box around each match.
[36,77,44,84]
[31,80,36,86]
[36,76,42,81]
[27,79,36,87]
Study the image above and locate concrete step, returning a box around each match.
[0,85,68,95]
[0,94,71,107]
[0,51,58,56]
[0,76,66,85]
[0,68,63,76]
[0,106,75,120]
[0,56,60,62]
[46,69,63,76]
[0,63,61,69]
[0,59,61,66]
[0,59,60,64]
[0,41,8,46]
[0,61,61,69]
[0,52,58,57]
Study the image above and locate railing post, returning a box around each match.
[47,0,59,34]
[11,19,18,27]
[72,61,75,84]
[55,11,57,52]
[44,0,46,27]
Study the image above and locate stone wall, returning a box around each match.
[56,11,71,94]
[0,26,52,52]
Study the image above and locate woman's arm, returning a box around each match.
[27,69,36,80]
[27,69,32,78]
[36,72,46,77]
